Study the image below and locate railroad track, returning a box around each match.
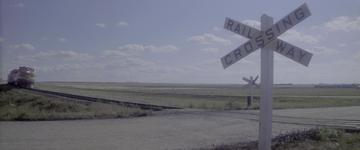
[27,88,182,111]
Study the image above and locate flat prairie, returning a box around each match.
[34,82,360,109]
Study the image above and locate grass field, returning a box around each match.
[203,128,360,150]
[34,82,360,110]
[276,128,360,150]
[0,85,150,121]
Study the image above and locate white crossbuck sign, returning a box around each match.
[221,3,313,68]
[220,3,313,150]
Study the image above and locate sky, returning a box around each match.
[0,0,360,84]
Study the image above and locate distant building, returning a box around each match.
[314,84,359,88]
[275,83,293,88]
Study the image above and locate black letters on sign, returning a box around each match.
[226,19,234,30]
[286,47,295,58]
[246,28,253,39]
[275,40,287,53]
[275,23,281,35]
[233,48,242,59]
[282,16,293,30]
[294,8,305,20]
[224,54,233,65]
[234,24,241,34]
[298,50,307,62]
[244,41,253,53]
[255,35,265,47]
[265,28,275,41]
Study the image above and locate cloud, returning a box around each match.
[188,33,231,45]
[17,50,92,61]
[116,44,179,53]
[9,2,24,8]
[10,43,35,50]
[324,16,360,32]
[32,50,185,82]
[231,34,247,42]
[310,46,338,54]
[101,50,176,70]
[279,30,320,44]
[36,63,92,73]
[200,47,221,53]
[95,23,106,28]
[0,37,4,43]
[40,37,48,41]
[58,38,68,43]
[243,20,260,29]
[338,43,347,47]
[116,21,129,27]
[102,50,133,58]
[212,27,221,32]
[146,45,179,52]
[354,51,360,61]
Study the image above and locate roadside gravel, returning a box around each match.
[1,106,359,150]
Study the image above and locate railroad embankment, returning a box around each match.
[0,85,150,121]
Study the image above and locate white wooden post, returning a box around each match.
[259,14,273,150]
[250,83,253,106]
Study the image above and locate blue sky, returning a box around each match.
[1,0,360,84]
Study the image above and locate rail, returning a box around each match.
[27,88,182,111]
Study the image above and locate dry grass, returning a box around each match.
[0,85,150,121]
[199,128,360,150]
[34,82,360,110]
[275,128,360,150]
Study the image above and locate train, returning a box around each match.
[7,66,35,88]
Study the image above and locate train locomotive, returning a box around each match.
[7,66,35,88]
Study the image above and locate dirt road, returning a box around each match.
[1,106,359,150]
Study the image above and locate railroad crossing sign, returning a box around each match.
[243,75,259,107]
[220,3,312,150]
[221,3,312,69]
[243,75,259,88]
